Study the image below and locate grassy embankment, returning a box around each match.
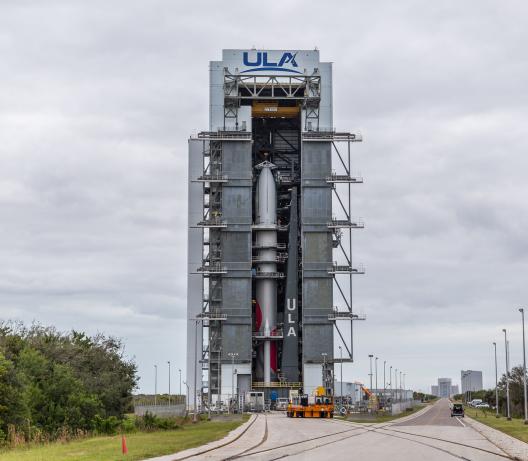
[344,403,429,423]
[0,416,249,461]
[466,408,528,443]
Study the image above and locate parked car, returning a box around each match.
[475,403,490,409]
[451,403,464,417]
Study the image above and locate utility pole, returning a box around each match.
[520,308,528,424]
[154,364,158,406]
[375,357,378,395]
[368,354,374,390]
[403,373,406,401]
[399,371,402,402]
[493,342,499,418]
[503,329,511,420]
[167,361,171,405]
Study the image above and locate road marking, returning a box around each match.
[455,417,466,427]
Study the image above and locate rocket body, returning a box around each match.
[255,163,277,384]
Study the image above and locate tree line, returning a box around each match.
[0,322,137,444]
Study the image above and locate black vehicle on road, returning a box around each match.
[451,403,464,417]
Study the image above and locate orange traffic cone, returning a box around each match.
[121,434,128,455]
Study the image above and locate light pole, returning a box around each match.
[399,371,402,402]
[154,364,158,406]
[218,346,222,410]
[368,354,374,390]
[395,369,398,402]
[193,320,198,422]
[503,328,511,420]
[403,373,406,401]
[183,381,190,412]
[227,352,238,414]
[389,365,393,402]
[167,361,171,405]
[383,360,386,408]
[179,368,182,397]
[520,308,528,424]
[339,346,343,403]
[375,357,378,395]
[493,342,499,418]
[322,352,328,389]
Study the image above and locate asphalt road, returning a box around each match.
[160,399,511,461]
[393,397,463,426]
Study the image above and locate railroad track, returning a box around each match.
[175,414,265,461]
[227,417,515,461]
[174,413,517,461]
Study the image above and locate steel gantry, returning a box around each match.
[302,130,366,363]
[223,69,322,131]
[191,131,252,410]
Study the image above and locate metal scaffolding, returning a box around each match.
[223,69,322,130]
[301,131,366,362]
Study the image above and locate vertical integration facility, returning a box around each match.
[187,49,365,408]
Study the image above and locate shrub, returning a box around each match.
[120,415,137,433]
[135,412,182,431]
[92,415,121,435]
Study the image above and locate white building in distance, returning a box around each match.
[431,378,458,397]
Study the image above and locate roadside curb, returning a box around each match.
[465,415,528,461]
[142,414,257,461]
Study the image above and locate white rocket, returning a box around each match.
[254,161,277,384]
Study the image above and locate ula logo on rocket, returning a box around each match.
[286,298,297,337]
[241,51,301,74]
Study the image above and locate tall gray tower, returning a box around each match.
[187,50,364,409]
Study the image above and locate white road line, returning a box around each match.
[455,416,466,427]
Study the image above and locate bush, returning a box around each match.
[92,415,121,435]
[135,412,182,431]
[120,415,137,433]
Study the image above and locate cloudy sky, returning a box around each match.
[1,0,527,394]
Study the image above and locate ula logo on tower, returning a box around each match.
[241,51,301,74]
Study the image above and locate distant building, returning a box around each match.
[431,378,458,397]
[334,381,362,402]
[438,378,452,398]
[461,370,483,394]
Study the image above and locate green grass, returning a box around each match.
[344,403,427,423]
[0,416,249,461]
[467,409,528,443]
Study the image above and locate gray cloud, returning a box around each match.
[1,0,527,393]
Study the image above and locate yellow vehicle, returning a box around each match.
[286,386,334,418]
